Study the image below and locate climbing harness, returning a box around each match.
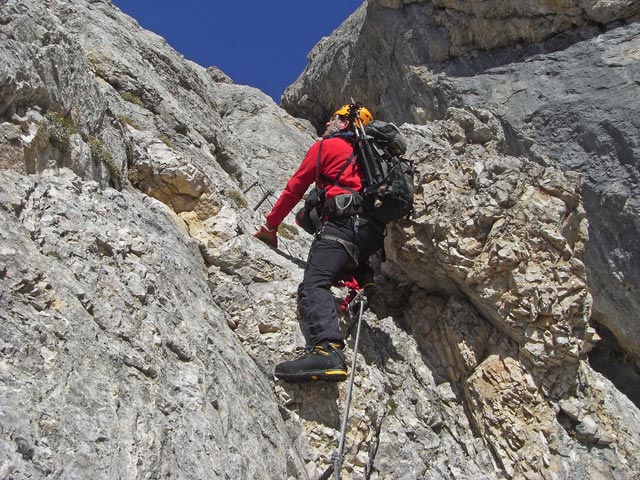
[318,288,367,480]
[319,233,360,268]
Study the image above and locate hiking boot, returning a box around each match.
[274,341,347,382]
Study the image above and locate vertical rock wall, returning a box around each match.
[282,0,640,367]
[1,1,640,479]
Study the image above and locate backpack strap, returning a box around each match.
[313,142,360,225]
[307,140,325,231]
[332,152,357,192]
[315,140,359,195]
[315,140,323,185]
[320,151,358,195]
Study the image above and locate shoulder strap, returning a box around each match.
[317,141,358,195]
[332,152,355,187]
[315,140,323,185]
[332,153,358,195]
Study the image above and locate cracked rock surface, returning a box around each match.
[282,0,640,364]
[1,1,640,479]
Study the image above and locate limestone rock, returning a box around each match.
[386,114,593,394]
[0,169,306,479]
[1,1,640,479]
[282,0,640,366]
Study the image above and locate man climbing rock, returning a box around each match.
[254,104,385,382]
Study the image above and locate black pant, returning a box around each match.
[297,216,384,346]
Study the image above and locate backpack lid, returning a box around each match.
[364,121,407,156]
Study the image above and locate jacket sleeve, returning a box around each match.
[265,141,321,228]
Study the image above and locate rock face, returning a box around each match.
[282,0,640,363]
[2,1,640,479]
[0,170,305,479]
[388,114,595,396]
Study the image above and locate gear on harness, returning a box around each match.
[335,276,361,312]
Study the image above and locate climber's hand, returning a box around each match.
[254,224,278,248]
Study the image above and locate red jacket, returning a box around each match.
[266,136,363,227]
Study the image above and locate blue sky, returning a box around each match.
[111,0,363,102]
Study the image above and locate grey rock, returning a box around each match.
[0,169,306,479]
[2,1,640,479]
[282,0,640,364]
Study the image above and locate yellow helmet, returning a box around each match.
[333,103,373,127]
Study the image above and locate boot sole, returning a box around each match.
[275,368,348,383]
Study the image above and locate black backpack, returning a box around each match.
[355,121,415,224]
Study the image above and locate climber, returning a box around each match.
[254,103,384,382]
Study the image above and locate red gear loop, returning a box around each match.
[334,274,361,312]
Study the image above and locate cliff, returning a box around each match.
[282,0,640,367]
[1,1,639,479]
